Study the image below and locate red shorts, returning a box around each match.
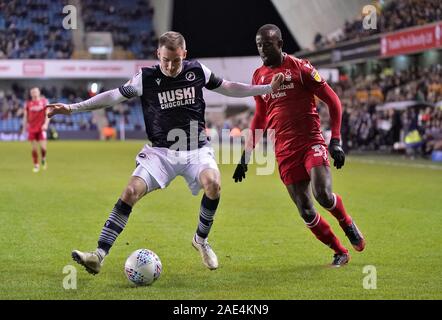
[28,130,46,141]
[277,143,329,185]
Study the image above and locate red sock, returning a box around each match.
[41,148,46,161]
[32,150,38,165]
[327,193,352,228]
[306,213,348,254]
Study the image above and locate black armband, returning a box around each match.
[205,73,223,90]
[119,85,139,99]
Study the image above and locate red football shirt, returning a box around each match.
[250,54,332,158]
[26,98,48,132]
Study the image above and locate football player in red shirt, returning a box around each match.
[233,24,365,267]
[22,87,50,172]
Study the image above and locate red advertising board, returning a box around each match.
[381,23,441,57]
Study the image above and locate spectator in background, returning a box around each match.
[313,0,441,50]
[101,124,117,140]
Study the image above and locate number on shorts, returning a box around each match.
[311,145,328,161]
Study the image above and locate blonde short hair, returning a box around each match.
[158,31,186,50]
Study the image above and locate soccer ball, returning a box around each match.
[124,249,162,286]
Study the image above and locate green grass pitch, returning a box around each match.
[0,141,441,299]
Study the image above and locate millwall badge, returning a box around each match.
[185,71,196,81]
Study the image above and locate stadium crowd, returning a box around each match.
[329,65,442,155]
[313,0,441,50]
[0,0,157,59]
[0,0,73,59]
[82,0,157,59]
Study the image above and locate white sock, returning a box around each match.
[95,248,107,261]
[195,234,206,244]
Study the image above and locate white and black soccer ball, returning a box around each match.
[124,249,162,286]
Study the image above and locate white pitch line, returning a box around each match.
[349,158,442,171]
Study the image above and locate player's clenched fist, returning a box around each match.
[270,72,284,92]
[46,103,71,118]
[232,151,248,183]
[328,138,345,169]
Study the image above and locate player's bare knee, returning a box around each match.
[299,208,316,222]
[121,185,142,206]
[203,179,220,199]
[314,189,334,208]
[291,196,314,218]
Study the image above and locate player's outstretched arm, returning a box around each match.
[314,83,345,169]
[47,88,128,118]
[213,73,284,97]
[299,60,345,169]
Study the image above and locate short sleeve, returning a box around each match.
[200,63,223,90]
